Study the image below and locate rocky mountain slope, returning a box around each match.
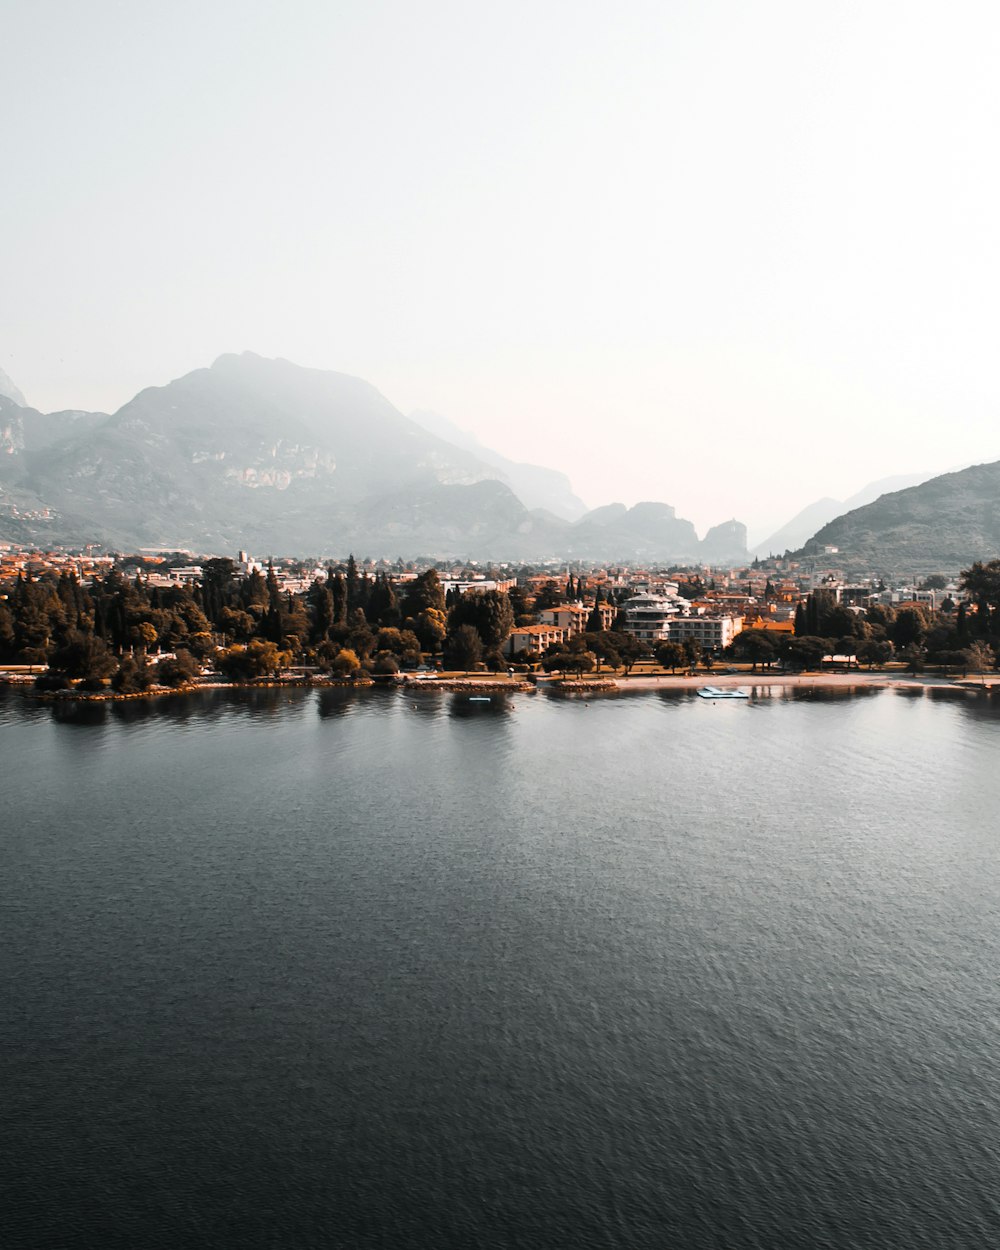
[0,353,747,562]
[410,408,588,520]
[797,461,1000,572]
[0,363,26,407]
[754,472,938,556]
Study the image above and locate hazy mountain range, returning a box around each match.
[752,472,939,557]
[4,352,995,570]
[409,409,588,521]
[0,364,26,408]
[0,353,747,562]
[795,461,1000,573]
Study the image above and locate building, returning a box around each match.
[667,614,744,651]
[622,594,679,643]
[507,624,567,657]
[536,604,591,637]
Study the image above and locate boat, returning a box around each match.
[467,696,492,703]
[697,686,749,700]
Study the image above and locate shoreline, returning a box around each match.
[2,669,996,702]
[608,670,997,693]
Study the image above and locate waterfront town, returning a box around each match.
[0,541,996,693]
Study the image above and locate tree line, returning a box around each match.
[5,556,997,690]
[727,572,998,675]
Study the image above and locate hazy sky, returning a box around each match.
[6,1,1000,542]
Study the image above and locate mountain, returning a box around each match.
[0,353,748,562]
[796,461,1000,572]
[1,354,529,554]
[0,363,26,407]
[753,472,939,556]
[409,409,588,520]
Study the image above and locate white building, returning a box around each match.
[622,594,681,643]
[668,615,744,651]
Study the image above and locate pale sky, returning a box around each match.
[5,0,1000,543]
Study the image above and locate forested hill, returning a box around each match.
[798,461,1000,572]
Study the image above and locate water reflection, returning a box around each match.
[402,689,445,718]
[315,688,361,718]
[954,688,1000,723]
[448,692,514,719]
[780,685,879,703]
[50,699,109,727]
[110,698,158,726]
[543,685,620,703]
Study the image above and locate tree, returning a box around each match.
[316,643,362,677]
[960,560,1000,636]
[412,607,447,653]
[111,654,154,693]
[446,624,483,673]
[219,606,256,644]
[541,650,594,676]
[331,647,361,678]
[366,574,399,627]
[215,640,287,681]
[617,634,647,674]
[655,641,687,673]
[857,638,893,670]
[779,635,831,672]
[564,650,595,677]
[128,621,159,653]
[585,630,621,673]
[730,629,776,672]
[201,557,237,627]
[330,572,348,625]
[307,580,334,642]
[155,649,201,687]
[964,641,995,685]
[400,567,446,618]
[48,630,116,682]
[681,635,702,668]
[448,590,514,650]
[371,650,400,676]
[345,555,360,613]
[891,607,927,650]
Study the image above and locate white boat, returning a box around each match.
[697,686,749,700]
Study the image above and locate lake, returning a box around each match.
[3,684,1000,1249]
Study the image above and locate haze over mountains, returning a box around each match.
[0,353,747,562]
[409,409,588,521]
[3,352,996,570]
[752,472,939,557]
[0,364,26,408]
[796,461,1000,573]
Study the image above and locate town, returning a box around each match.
[1,542,997,693]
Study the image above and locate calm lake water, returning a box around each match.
[4,684,1000,1249]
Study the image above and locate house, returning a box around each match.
[507,624,567,657]
[668,614,744,651]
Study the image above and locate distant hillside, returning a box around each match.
[754,472,938,556]
[0,353,748,562]
[797,461,1000,572]
[410,409,588,520]
[0,362,26,407]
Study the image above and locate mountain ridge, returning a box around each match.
[0,353,748,563]
[795,460,1000,572]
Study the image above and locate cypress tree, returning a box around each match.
[332,573,347,624]
[346,555,359,612]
